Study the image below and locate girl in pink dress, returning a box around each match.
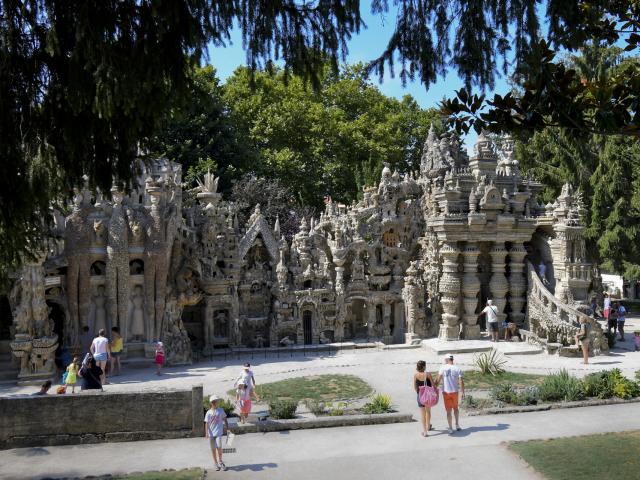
[155,341,165,375]
[236,380,259,423]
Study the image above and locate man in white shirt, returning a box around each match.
[480,299,499,342]
[235,363,257,393]
[436,354,465,434]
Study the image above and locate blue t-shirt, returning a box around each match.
[205,407,226,437]
[617,306,626,321]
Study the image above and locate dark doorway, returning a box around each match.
[0,295,12,340]
[303,310,313,345]
[47,301,66,343]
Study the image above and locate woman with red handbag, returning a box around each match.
[413,360,435,437]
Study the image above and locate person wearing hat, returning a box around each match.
[235,362,257,393]
[236,379,260,423]
[204,394,229,471]
[436,354,465,434]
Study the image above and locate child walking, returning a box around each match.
[236,380,260,423]
[154,341,165,375]
[65,356,79,393]
[204,395,229,471]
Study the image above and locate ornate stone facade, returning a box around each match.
[7,129,608,376]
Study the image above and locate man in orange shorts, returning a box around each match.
[436,354,465,434]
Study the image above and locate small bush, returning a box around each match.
[326,401,347,416]
[202,397,236,417]
[515,387,539,406]
[490,383,518,404]
[361,393,393,414]
[268,400,298,419]
[462,394,493,410]
[538,369,584,402]
[582,371,615,399]
[474,349,507,376]
[305,399,326,416]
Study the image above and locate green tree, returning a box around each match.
[149,66,253,189]
[222,63,439,208]
[517,46,640,278]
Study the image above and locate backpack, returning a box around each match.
[419,383,439,407]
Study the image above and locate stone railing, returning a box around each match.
[525,261,608,355]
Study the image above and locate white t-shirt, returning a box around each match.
[438,364,463,393]
[604,298,611,309]
[91,336,109,355]
[237,369,255,388]
[482,305,498,323]
[204,407,227,437]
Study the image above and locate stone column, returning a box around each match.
[382,303,392,344]
[508,243,527,326]
[461,243,481,339]
[367,302,377,339]
[439,242,461,340]
[489,243,509,323]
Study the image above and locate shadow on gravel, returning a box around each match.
[12,447,51,457]
[452,423,510,437]
[225,462,278,472]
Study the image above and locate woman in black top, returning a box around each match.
[413,360,434,437]
[79,356,103,390]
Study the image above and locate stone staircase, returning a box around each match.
[523,261,608,356]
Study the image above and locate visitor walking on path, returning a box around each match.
[110,326,124,376]
[480,300,499,342]
[236,380,260,423]
[155,341,165,375]
[634,331,640,351]
[616,302,627,341]
[79,356,103,391]
[604,293,612,327]
[236,363,257,392]
[609,303,619,335]
[413,360,434,437]
[574,317,590,364]
[90,329,111,385]
[436,354,465,434]
[205,395,229,471]
[65,356,79,393]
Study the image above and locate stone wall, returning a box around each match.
[0,385,203,450]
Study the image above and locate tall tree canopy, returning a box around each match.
[517,46,640,278]
[1,0,639,275]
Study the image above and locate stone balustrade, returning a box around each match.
[526,261,608,355]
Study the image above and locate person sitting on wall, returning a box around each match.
[504,322,522,342]
[31,380,52,396]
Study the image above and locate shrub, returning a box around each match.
[607,369,640,399]
[538,369,584,402]
[582,371,615,399]
[462,395,493,409]
[474,349,507,376]
[268,400,298,419]
[361,393,393,414]
[305,399,326,416]
[490,383,518,404]
[515,387,539,406]
[203,398,236,417]
[326,401,347,416]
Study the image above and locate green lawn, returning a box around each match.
[458,370,547,390]
[510,431,640,480]
[227,374,373,403]
[113,468,204,480]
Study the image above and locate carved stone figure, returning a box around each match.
[92,285,108,334]
[129,285,145,341]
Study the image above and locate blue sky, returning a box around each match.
[207,6,514,151]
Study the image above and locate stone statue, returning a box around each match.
[92,285,108,334]
[129,285,145,341]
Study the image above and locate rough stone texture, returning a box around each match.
[231,412,413,434]
[0,385,203,449]
[4,130,608,380]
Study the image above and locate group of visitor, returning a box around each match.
[413,355,464,437]
[204,362,259,472]
[602,293,627,341]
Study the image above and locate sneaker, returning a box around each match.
[456,425,462,431]
[220,461,227,471]
[215,463,221,471]
[448,428,454,434]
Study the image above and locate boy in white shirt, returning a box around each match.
[204,395,229,471]
[436,354,465,434]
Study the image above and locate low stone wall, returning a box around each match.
[0,385,203,450]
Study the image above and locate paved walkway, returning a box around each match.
[1,402,639,479]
